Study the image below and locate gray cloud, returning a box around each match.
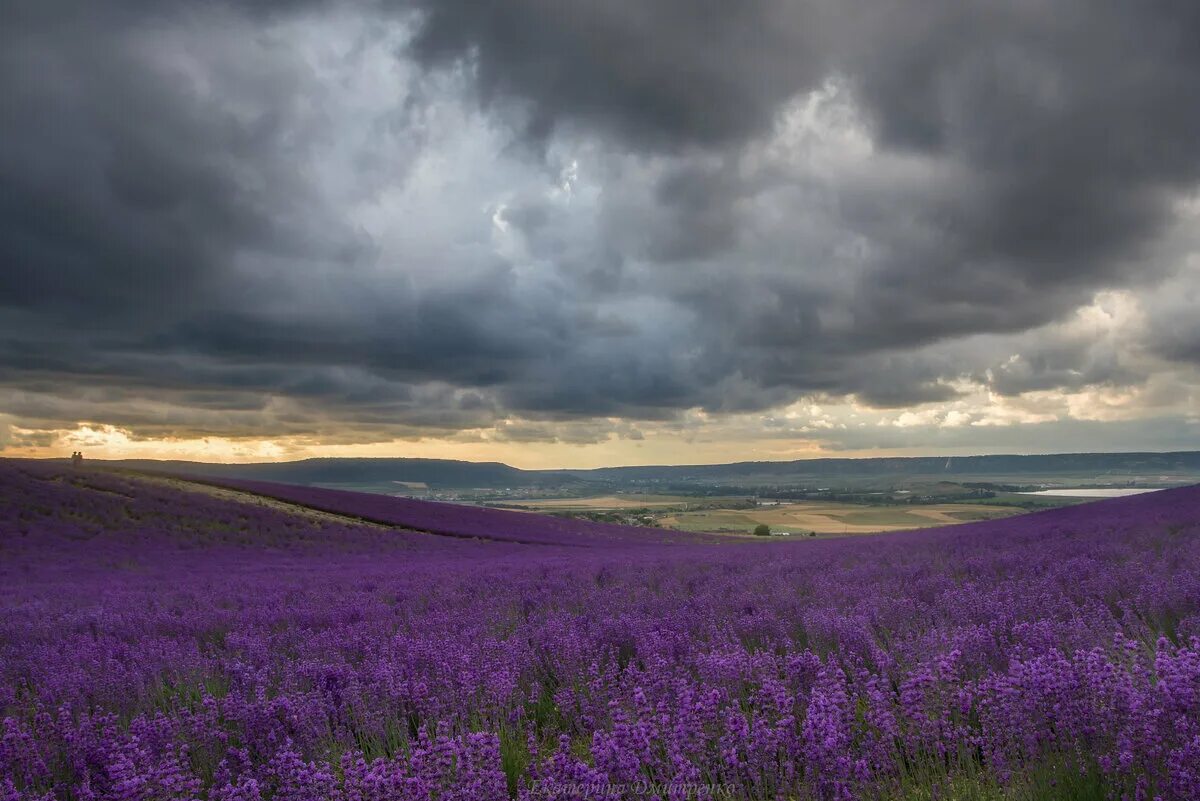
[1146,273,1200,366]
[3,0,1200,449]
[1,3,370,323]
[405,0,825,150]
[400,0,1200,408]
[985,344,1145,398]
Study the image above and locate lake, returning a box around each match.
[1017,488,1166,498]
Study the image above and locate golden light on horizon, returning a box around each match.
[4,376,1199,469]
[1,421,837,470]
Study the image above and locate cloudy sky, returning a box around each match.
[3,0,1200,467]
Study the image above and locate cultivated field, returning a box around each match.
[2,459,1199,800]
[494,493,1025,536]
[662,500,1022,535]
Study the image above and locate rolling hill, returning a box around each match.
[86,450,1200,491]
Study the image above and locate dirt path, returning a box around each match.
[118,471,397,530]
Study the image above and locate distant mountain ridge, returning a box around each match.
[91,451,1200,489]
[567,451,1200,482]
[102,457,582,489]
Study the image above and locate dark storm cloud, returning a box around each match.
[3,0,1200,443]
[405,0,1200,350]
[0,0,373,340]
[0,0,445,433]
[405,0,823,150]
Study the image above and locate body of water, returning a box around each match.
[1017,488,1166,498]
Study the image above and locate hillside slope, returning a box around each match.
[176,474,715,547]
[100,456,583,489]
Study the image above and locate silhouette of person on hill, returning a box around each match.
[71,451,82,467]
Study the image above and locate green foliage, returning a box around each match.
[891,754,1113,801]
[499,727,529,797]
[753,523,771,537]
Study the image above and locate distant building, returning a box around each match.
[771,530,792,537]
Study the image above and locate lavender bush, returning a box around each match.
[2,459,1199,800]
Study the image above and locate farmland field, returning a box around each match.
[493,494,1026,536]
[661,501,1023,535]
[2,458,1200,800]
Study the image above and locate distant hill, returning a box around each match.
[568,451,1200,484]
[90,451,1200,491]
[102,457,583,489]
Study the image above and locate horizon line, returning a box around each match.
[10,447,1200,473]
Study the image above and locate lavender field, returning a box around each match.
[174,476,712,548]
[2,459,1199,801]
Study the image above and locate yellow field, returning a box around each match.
[661,501,1022,536]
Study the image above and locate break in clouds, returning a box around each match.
[3,0,1200,455]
